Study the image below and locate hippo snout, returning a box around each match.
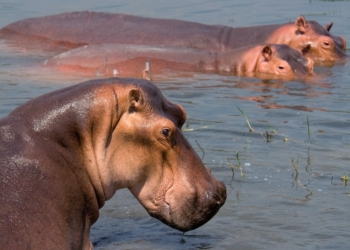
[158,175,226,233]
[182,181,226,232]
[206,167,227,206]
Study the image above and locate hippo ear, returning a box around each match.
[262,45,272,60]
[128,89,144,112]
[324,22,333,31]
[301,44,311,55]
[295,16,308,33]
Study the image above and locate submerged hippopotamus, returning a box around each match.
[44,43,314,80]
[0,78,226,249]
[0,11,346,64]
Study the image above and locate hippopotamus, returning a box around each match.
[43,43,314,80]
[0,77,226,249]
[0,11,346,65]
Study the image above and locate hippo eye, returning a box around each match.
[278,66,285,70]
[161,128,171,137]
[323,41,330,47]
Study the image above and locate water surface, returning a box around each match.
[1,0,350,249]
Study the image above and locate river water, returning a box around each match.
[0,0,350,249]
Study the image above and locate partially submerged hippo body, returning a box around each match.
[44,43,314,80]
[0,11,346,64]
[0,78,226,249]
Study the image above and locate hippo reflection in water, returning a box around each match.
[0,11,346,65]
[44,43,314,80]
[0,78,227,249]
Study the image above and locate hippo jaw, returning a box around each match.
[145,193,226,232]
[128,127,227,232]
[137,176,226,232]
[161,180,226,232]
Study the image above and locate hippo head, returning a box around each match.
[256,44,314,79]
[98,79,226,232]
[289,16,347,65]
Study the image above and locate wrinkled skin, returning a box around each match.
[0,78,226,249]
[0,11,346,64]
[44,43,313,80]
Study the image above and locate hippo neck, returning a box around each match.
[213,45,262,74]
[10,81,119,223]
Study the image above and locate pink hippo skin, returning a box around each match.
[0,11,346,65]
[43,43,314,80]
[0,77,226,249]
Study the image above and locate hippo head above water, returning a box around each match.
[106,81,227,231]
[267,16,347,65]
[256,44,314,78]
[217,43,314,80]
[0,78,226,249]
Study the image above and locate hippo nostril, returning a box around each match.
[216,196,224,205]
[208,191,225,207]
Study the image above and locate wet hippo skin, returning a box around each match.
[0,77,226,249]
[44,43,314,80]
[0,11,346,64]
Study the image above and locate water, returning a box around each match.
[1,0,350,249]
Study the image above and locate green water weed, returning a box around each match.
[227,151,246,178]
[292,159,313,197]
[341,172,349,185]
[237,107,254,132]
[307,115,311,146]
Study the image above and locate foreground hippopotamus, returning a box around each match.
[0,11,346,64]
[44,43,314,80]
[0,77,226,249]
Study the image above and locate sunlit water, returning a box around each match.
[1,1,350,249]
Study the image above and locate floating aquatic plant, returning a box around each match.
[341,172,349,185]
[307,115,311,146]
[292,159,313,197]
[227,151,246,178]
[237,107,254,132]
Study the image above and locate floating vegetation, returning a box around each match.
[237,108,302,144]
[292,159,313,197]
[263,130,275,142]
[227,151,246,178]
[237,107,254,132]
[307,115,311,146]
[292,158,299,175]
[341,172,349,186]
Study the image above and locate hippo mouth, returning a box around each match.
[148,184,226,232]
[313,47,347,66]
